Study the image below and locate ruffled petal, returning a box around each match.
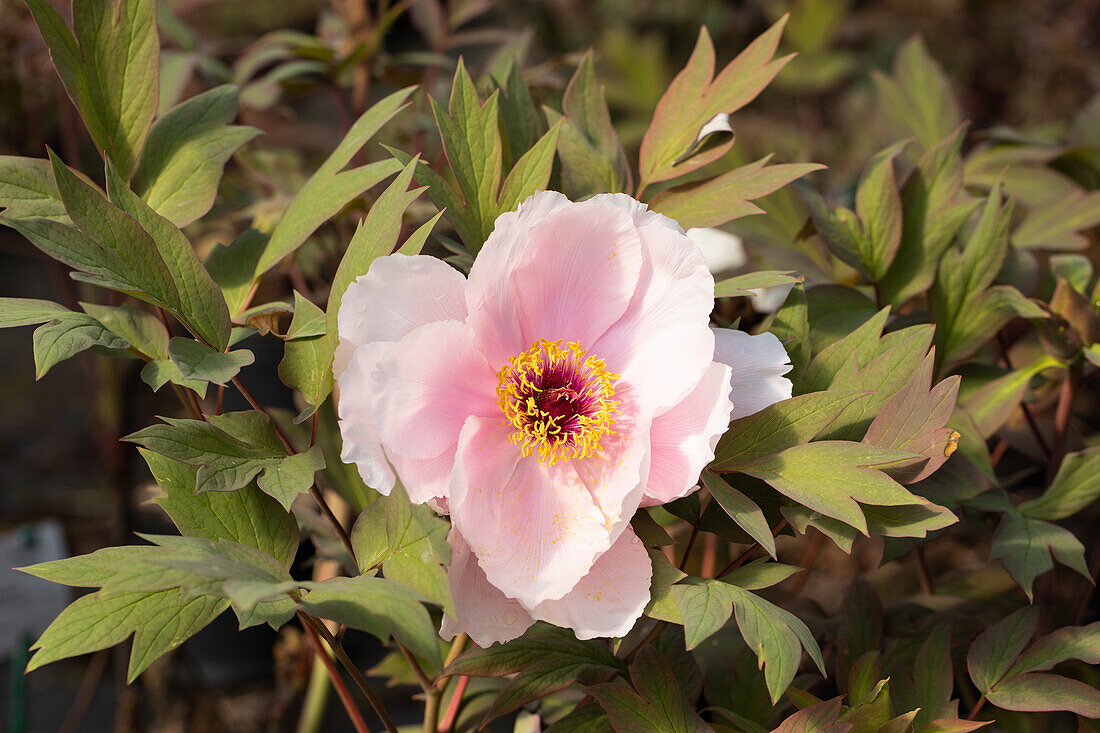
[466,191,571,367]
[337,342,395,493]
[449,417,613,608]
[530,527,652,640]
[372,321,499,460]
[713,329,793,420]
[388,450,454,505]
[440,529,535,647]
[643,361,733,506]
[593,210,715,420]
[510,197,644,349]
[335,255,467,377]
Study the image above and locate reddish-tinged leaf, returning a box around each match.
[967,607,1039,694]
[863,350,960,483]
[986,673,1100,717]
[638,19,793,189]
[1007,621,1100,676]
[590,646,714,733]
[917,720,990,733]
[771,697,852,733]
[650,157,824,229]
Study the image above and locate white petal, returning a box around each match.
[685,227,747,275]
[337,342,395,494]
[713,329,793,420]
[337,254,467,355]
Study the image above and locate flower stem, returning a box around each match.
[299,612,398,733]
[299,614,371,733]
[967,695,987,721]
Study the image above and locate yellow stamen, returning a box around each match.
[496,339,618,465]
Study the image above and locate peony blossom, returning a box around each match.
[335,191,792,646]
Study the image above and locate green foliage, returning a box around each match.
[968,609,1100,717]
[25,0,159,178]
[589,647,712,732]
[132,85,261,227]
[351,485,451,613]
[126,411,323,508]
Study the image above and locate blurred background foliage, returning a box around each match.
[0,0,1097,730]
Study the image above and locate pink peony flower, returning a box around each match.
[335,192,792,646]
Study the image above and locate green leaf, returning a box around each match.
[726,583,823,703]
[44,150,177,300]
[990,508,1090,600]
[967,607,1040,694]
[590,646,713,733]
[140,358,209,397]
[1012,190,1100,251]
[711,390,869,469]
[0,297,71,328]
[645,549,686,623]
[544,704,610,733]
[133,85,261,226]
[104,159,233,350]
[350,486,451,614]
[1007,621,1100,677]
[254,446,324,510]
[26,0,159,178]
[771,697,850,732]
[1018,447,1100,520]
[871,36,961,154]
[496,120,563,212]
[493,61,541,169]
[278,293,330,420]
[672,579,735,649]
[985,673,1100,717]
[205,229,268,318]
[0,156,68,222]
[554,51,632,198]
[32,312,130,377]
[738,442,921,534]
[252,86,415,280]
[715,271,802,299]
[721,559,802,590]
[854,141,908,279]
[142,449,299,567]
[879,127,978,306]
[26,589,226,682]
[769,284,810,383]
[81,302,168,359]
[167,337,253,385]
[639,19,792,189]
[444,624,625,724]
[650,157,824,229]
[299,575,442,668]
[701,472,776,558]
[125,411,295,496]
[963,354,1061,439]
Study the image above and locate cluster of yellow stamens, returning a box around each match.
[496,339,619,465]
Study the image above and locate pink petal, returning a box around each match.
[572,419,651,544]
[388,450,454,505]
[372,320,498,460]
[449,417,614,607]
[593,208,715,420]
[643,361,733,506]
[713,329,793,420]
[337,342,396,493]
[440,529,534,647]
[530,527,652,640]
[510,198,643,349]
[337,254,467,353]
[588,193,683,234]
[466,191,571,367]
